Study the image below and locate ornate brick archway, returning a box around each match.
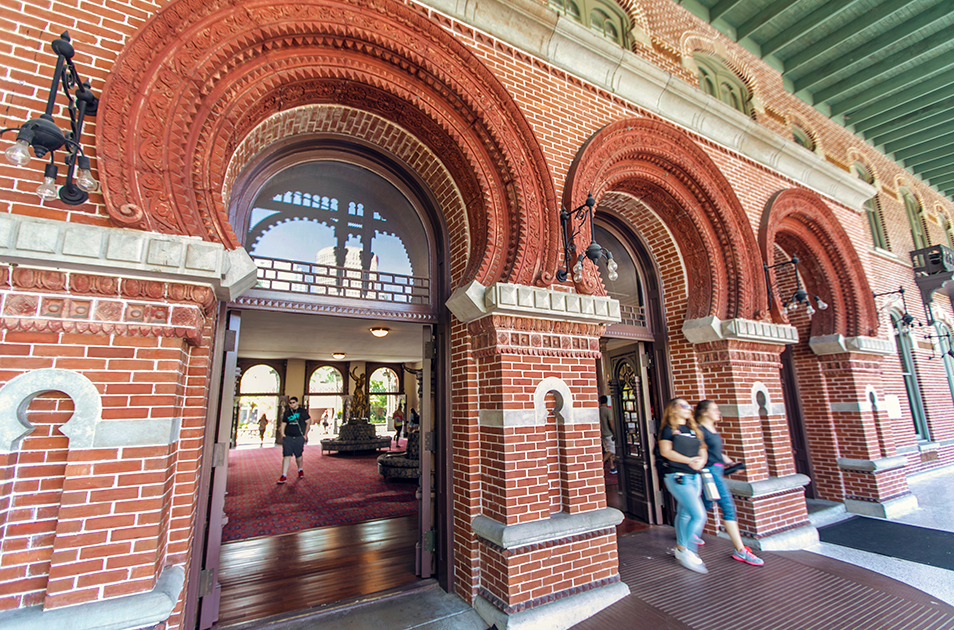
[759,189,878,337]
[96,0,557,289]
[563,118,765,321]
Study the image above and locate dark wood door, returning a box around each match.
[610,348,655,523]
[780,345,815,498]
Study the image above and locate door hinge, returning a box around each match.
[212,442,228,468]
[424,431,436,452]
[198,568,215,597]
[424,340,436,360]
[422,529,437,553]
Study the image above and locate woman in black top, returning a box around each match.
[696,400,764,566]
[658,397,708,574]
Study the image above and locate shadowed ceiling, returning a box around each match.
[680,0,954,202]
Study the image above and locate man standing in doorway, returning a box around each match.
[278,397,308,484]
[599,395,617,475]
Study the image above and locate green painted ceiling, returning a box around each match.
[678,0,954,202]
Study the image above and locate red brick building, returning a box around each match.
[2,0,953,628]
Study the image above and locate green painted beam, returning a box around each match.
[896,139,954,166]
[736,0,801,41]
[917,160,954,180]
[883,121,954,155]
[709,0,745,23]
[827,47,954,115]
[761,0,855,57]
[842,76,954,129]
[868,101,954,145]
[782,0,920,75]
[927,174,954,189]
[854,92,954,134]
[906,152,954,177]
[793,2,954,94]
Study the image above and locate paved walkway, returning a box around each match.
[224,464,954,630]
[805,465,954,607]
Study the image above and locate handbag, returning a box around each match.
[701,468,720,501]
[724,462,746,476]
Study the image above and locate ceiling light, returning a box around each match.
[332,352,346,359]
[370,327,390,337]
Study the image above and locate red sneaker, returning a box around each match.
[298,469,304,479]
[277,475,287,485]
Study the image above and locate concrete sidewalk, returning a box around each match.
[806,465,954,607]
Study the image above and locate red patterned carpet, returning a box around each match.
[223,442,418,541]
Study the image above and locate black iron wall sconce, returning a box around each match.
[764,256,828,318]
[556,193,618,284]
[1,31,99,205]
[873,286,919,334]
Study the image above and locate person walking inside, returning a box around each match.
[258,413,268,445]
[392,404,406,445]
[658,397,708,574]
[695,399,764,566]
[277,397,308,484]
[598,396,617,475]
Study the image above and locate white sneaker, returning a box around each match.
[675,547,708,574]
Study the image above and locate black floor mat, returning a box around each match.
[818,516,954,571]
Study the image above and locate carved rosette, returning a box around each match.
[467,315,604,359]
[0,269,215,346]
[562,118,765,321]
[97,0,558,289]
[760,189,878,337]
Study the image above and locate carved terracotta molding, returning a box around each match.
[467,314,603,359]
[97,0,558,289]
[760,188,878,338]
[563,118,766,322]
[694,339,787,368]
[1,269,214,345]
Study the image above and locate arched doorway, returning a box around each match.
[595,220,670,524]
[199,140,451,628]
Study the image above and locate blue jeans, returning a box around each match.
[664,472,706,554]
[701,463,737,521]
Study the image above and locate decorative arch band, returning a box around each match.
[96,0,558,289]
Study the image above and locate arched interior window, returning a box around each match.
[595,225,646,328]
[237,364,282,445]
[549,0,628,46]
[244,160,430,305]
[368,366,402,426]
[307,366,345,428]
[693,53,752,117]
[902,189,929,251]
[892,313,929,439]
[855,162,889,250]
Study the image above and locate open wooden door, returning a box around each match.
[609,343,658,523]
[197,310,241,629]
[416,325,435,577]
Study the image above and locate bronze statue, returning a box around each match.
[349,367,369,420]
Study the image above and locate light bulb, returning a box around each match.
[806,304,815,317]
[572,270,583,283]
[36,163,59,202]
[572,260,583,276]
[607,258,618,272]
[4,139,32,166]
[607,268,618,281]
[75,156,99,192]
[37,177,58,201]
[816,298,828,310]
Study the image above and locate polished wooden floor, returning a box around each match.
[215,515,419,627]
[214,475,640,628]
